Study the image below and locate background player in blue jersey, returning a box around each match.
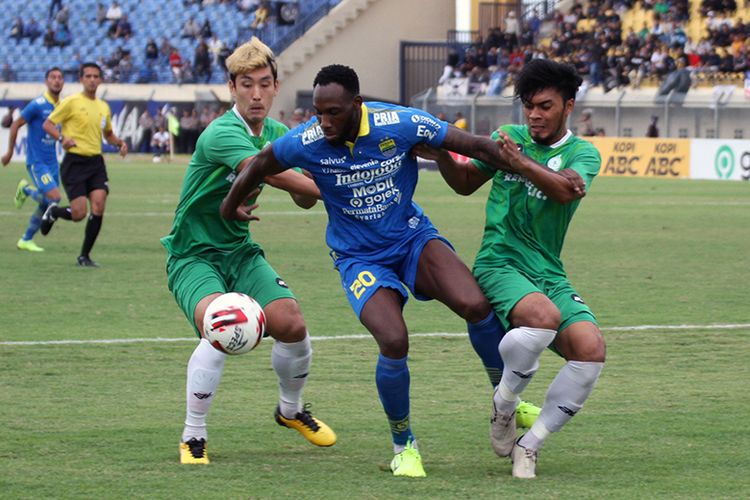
[221,64,530,478]
[2,67,64,252]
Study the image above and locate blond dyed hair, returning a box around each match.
[226,37,278,81]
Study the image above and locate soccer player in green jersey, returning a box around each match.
[417,59,605,479]
[160,38,336,465]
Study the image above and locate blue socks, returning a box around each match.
[23,207,43,241]
[467,310,506,387]
[24,185,43,203]
[376,354,413,446]
[22,199,57,241]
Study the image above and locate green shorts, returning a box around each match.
[474,264,597,332]
[166,246,296,336]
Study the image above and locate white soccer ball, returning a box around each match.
[203,292,266,355]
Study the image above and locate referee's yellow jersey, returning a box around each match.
[48,93,113,157]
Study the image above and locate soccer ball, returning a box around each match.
[203,292,266,355]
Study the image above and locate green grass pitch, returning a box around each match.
[1,157,748,498]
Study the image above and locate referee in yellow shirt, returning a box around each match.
[41,62,128,267]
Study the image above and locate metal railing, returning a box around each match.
[409,87,750,139]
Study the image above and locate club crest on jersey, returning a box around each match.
[379,138,397,158]
[373,111,400,126]
[547,155,563,171]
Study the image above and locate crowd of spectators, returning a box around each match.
[8,1,72,49]
[440,0,750,95]
[136,103,314,160]
[10,17,43,44]
[4,0,296,83]
[136,105,224,158]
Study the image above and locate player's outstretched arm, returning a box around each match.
[1,116,26,166]
[495,130,586,203]
[221,145,287,221]
[412,143,490,195]
[440,126,514,174]
[264,169,320,209]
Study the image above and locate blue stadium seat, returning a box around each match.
[1,0,343,82]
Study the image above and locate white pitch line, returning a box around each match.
[603,323,750,331]
[1,323,748,347]
[0,210,326,217]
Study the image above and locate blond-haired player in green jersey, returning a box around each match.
[416,59,605,479]
[161,38,336,465]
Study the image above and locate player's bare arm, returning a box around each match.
[264,169,320,209]
[236,154,320,208]
[412,143,491,196]
[42,119,76,149]
[495,130,586,203]
[104,130,128,157]
[2,116,27,166]
[221,145,287,220]
[441,126,518,174]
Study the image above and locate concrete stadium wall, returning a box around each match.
[0,82,230,103]
[274,0,455,115]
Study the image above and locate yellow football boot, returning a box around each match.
[179,438,209,464]
[274,404,336,447]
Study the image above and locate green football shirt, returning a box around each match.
[472,124,601,278]
[161,110,289,258]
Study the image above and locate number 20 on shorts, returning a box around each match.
[349,270,377,300]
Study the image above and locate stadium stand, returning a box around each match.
[441,0,750,94]
[1,0,342,83]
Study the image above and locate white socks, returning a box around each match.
[493,327,557,414]
[519,360,604,451]
[183,338,227,442]
[272,333,312,419]
[182,334,313,442]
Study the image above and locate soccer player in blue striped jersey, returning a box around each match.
[2,67,64,252]
[222,64,531,477]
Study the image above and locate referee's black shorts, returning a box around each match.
[60,152,109,200]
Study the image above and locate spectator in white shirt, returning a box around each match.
[151,125,170,162]
[106,1,122,22]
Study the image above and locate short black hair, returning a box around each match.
[313,64,360,97]
[79,62,102,78]
[514,59,583,103]
[45,67,63,79]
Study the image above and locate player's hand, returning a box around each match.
[221,188,261,221]
[61,137,76,150]
[118,141,128,157]
[1,152,11,166]
[496,131,523,170]
[558,168,586,197]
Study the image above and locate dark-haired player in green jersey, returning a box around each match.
[416,59,605,479]
[161,38,336,465]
